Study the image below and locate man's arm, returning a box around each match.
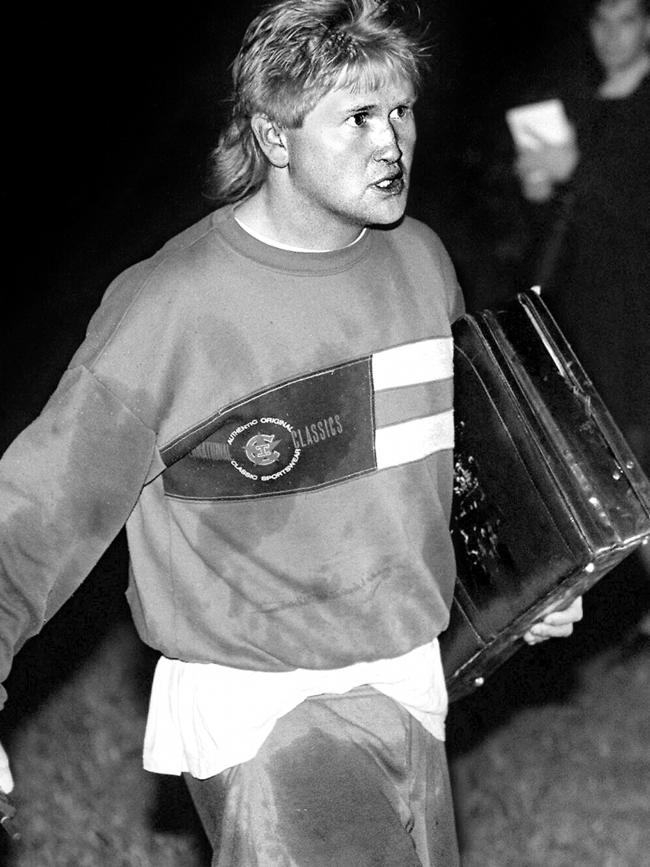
[0,365,158,707]
[0,365,158,800]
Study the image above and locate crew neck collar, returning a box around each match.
[233,213,367,253]
[212,204,376,275]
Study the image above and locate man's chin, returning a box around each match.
[367,202,408,228]
[364,191,409,226]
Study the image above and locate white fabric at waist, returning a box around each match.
[143,639,448,780]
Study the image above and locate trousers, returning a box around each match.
[184,685,460,866]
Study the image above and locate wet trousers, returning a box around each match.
[184,686,460,866]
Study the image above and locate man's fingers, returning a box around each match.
[525,621,574,640]
[523,596,584,645]
[544,596,583,626]
[0,743,14,794]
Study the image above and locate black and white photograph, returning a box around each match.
[1,1,649,864]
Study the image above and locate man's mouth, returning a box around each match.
[373,170,405,194]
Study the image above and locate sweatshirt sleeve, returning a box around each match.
[0,364,158,709]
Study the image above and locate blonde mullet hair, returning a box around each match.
[207,0,429,204]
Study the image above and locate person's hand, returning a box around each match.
[0,739,14,794]
[517,164,555,203]
[514,127,579,202]
[523,595,583,645]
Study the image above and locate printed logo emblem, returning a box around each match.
[245,434,281,467]
[227,417,301,482]
[162,357,376,500]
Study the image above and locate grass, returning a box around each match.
[1,537,649,866]
[447,555,650,867]
[450,649,650,866]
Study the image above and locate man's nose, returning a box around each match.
[373,121,402,162]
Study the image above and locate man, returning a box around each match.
[514,0,650,648]
[0,2,581,863]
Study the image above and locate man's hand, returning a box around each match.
[0,740,14,794]
[523,595,583,645]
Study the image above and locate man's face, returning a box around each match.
[589,0,650,75]
[279,73,416,244]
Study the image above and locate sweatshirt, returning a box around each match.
[0,205,463,707]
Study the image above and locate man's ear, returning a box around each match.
[251,114,289,168]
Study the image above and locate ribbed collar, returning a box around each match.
[210,204,377,275]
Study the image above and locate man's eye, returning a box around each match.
[346,112,369,127]
[391,105,411,120]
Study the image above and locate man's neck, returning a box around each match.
[234,187,365,252]
[234,213,365,253]
[599,52,650,98]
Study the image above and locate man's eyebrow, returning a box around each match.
[342,101,378,114]
[341,95,415,114]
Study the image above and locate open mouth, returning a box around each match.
[373,172,404,194]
